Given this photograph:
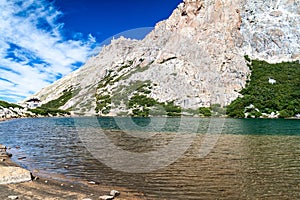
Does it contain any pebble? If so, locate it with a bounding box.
[110,190,120,197]
[18,157,26,160]
[88,181,99,185]
[7,152,12,157]
[8,196,18,200]
[99,195,114,200]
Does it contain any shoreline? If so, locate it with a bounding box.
[0,144,145,200]
[1,114,299,123]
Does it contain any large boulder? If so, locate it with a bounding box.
[0,166,32,184]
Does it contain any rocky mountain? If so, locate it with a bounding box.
[25,0,300,116]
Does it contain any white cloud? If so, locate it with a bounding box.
[0,0,96,102]
[88,34,97,44]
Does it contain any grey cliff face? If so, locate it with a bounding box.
[26,0,299,116]
[240,0,300,62]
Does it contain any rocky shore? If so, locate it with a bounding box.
[0,144,145,200]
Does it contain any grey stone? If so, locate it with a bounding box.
[7,195,18,200]
[0,166,32,184]
[99,195,114,200]
[269,10,283,17]
[110,190,120,197]
[0,152,12,158]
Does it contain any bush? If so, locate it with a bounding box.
[248,111,262,118]
[163,102,181,114]
[279,109,293,118]
[128,95,182,117]
[210,104,226,115]
[199,107,211,117]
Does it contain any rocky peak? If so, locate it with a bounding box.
[25,0,299,116]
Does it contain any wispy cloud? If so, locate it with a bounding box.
[0,0,96,102]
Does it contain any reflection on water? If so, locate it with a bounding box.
[0,117,299,199]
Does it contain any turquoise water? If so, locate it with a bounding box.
[0,117,299,199]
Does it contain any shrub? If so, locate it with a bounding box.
[199,107,212,117]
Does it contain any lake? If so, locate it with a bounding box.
[0,117,299,199]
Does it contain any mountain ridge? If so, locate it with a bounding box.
[24,0,299,117]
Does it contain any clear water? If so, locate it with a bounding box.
[0,117,299,199]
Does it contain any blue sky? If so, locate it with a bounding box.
[0,0,182,103]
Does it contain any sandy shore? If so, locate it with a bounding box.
[0,146,145,200]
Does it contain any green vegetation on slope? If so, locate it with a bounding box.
[30,86,80,116]
[121,81,181,117]
[128,94,181,117]
[227,57,300,118]
[0,100,23,109]
[41,86,80,109]
[128,94,156,117]
[95,78,183,117]
[29,107,69,116]
[95,94,111,114]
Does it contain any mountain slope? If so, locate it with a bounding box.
[25,0,299,116]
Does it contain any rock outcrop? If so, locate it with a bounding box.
[24,0,299,116]
[0,107,29,120]
[0,166,32,184]
[0,145,32,184]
